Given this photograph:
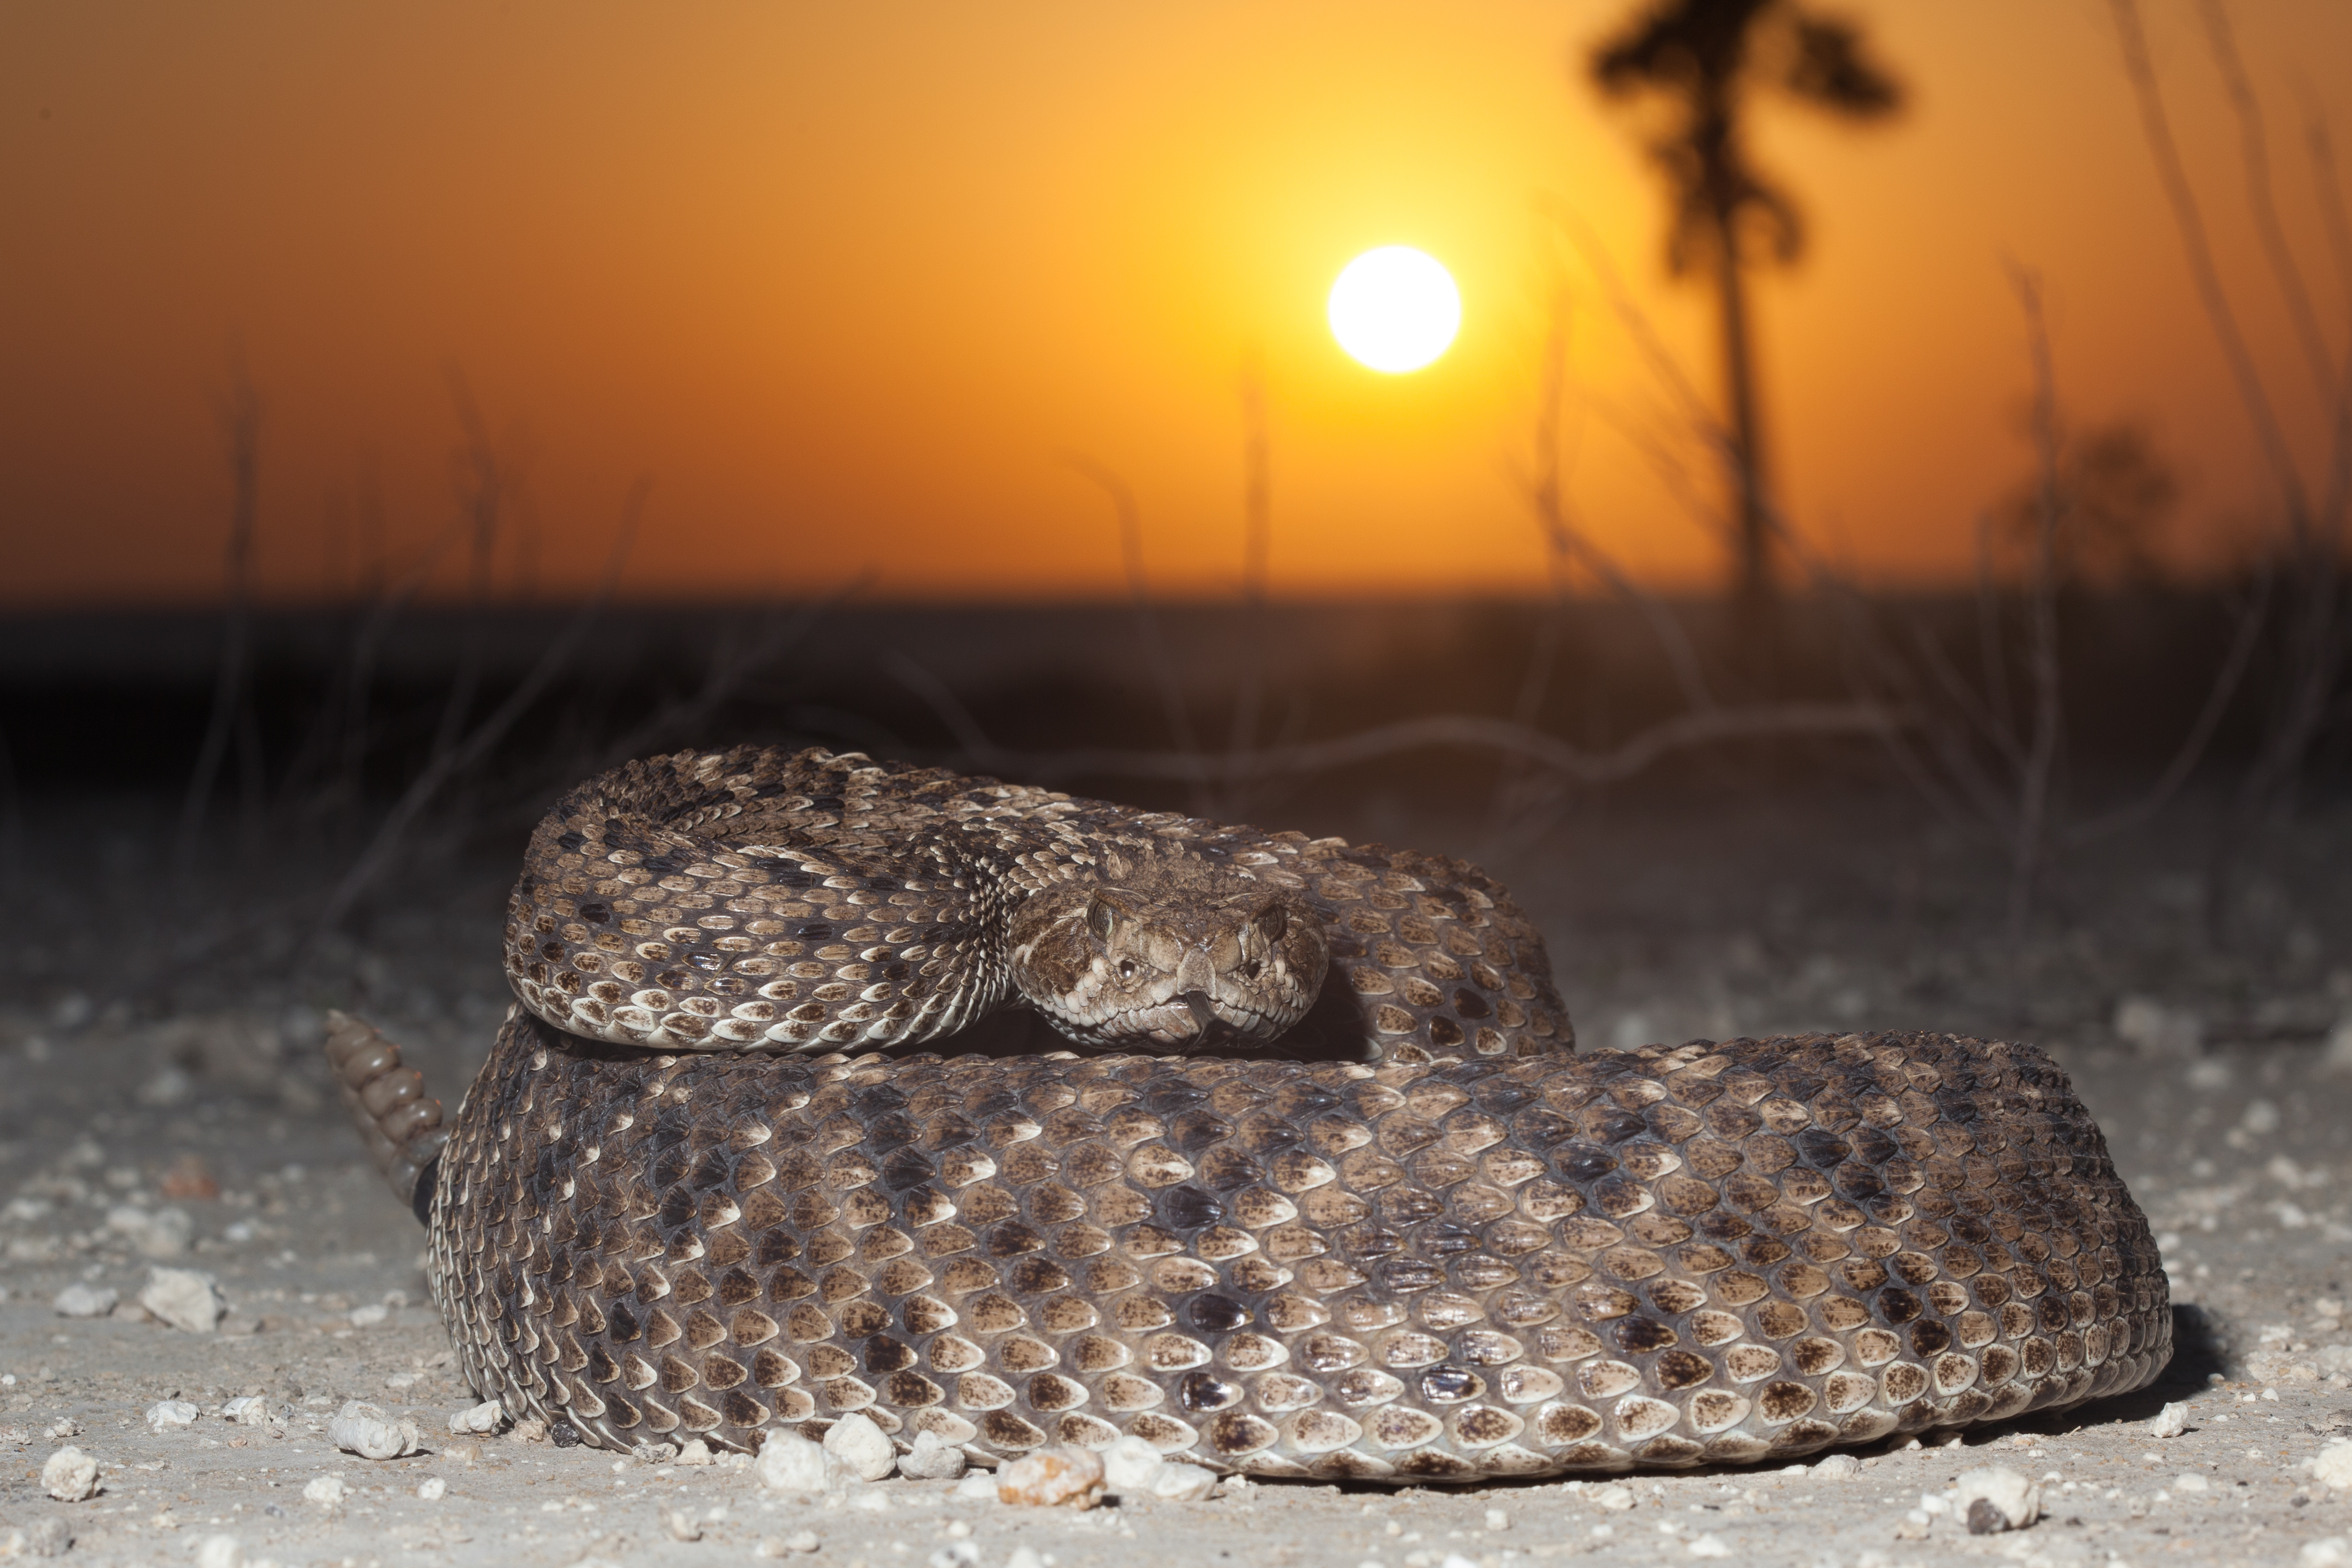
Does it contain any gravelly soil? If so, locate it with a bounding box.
[5,785,2352,1567]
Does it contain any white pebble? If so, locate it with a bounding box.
[194,1535,244,1568]
[1100,1435,1165,1493]
[349,1303,389,1328]
[899,1428,968,1481]
[1484,1507,1510,1531]
[139,1266,226,1332]
[823,1411,898,1481]
[851,1488,892,1512]
[51,1283,117,1319]
[755,1432,833,1496]
[146,1399,200,1432]
[665,1507,704,1541]
[417,1476,447,1500]
[328,1399,421,1460]
[951,1471,1000,1502]
[1003,1550,1046,1568]
[1595,1484,1638,1512]
[1813,1452,1861,1479]
[448,1400,505,1434]
[996,1445,1105,1509]
[1953,1466,2041,1533]
[222,1395,273,1427]
[2175,1472,2210,1493]
[2149,1401,2191,1438]
[41,1444,99,1501]
[675,1437,714,1467]
[2316,1441,2352,1490]
[1687,1536,1731,1560]
[2303,1539,2352,1567]
[1440,1555,1479,1568]
[303,1475,349,1506]
[1145,1462,1218,1503]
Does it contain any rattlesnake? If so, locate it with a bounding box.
[328,745,2169,1479]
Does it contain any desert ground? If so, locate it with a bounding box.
[5,776,2352,1568]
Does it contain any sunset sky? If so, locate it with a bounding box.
[5,1,2349,605]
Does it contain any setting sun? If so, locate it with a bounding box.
[1326,246,1461,374]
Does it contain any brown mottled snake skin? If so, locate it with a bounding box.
[328,746,2169,1479]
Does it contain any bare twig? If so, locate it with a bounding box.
[887,664,1902,790]
[174,358,262,883]
[2006,266,2067,959]
[2110,0,2313,537]
[2197,0,2340,408]
[1056,454,1201,770]
[316,482,647,933]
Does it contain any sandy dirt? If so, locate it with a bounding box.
[6,786,2352,1567]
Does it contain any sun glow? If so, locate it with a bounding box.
[1326,246,1461,373]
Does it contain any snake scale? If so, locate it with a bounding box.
[327,745,2170,1481]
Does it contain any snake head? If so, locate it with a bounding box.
[1006,870,1328,1052]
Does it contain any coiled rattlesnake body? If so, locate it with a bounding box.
[329,745,2168,1479]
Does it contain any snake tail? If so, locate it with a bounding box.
[324,1010,449,1224]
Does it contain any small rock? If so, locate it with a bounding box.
[2317,1441,2352,1490]
[996,1445,1106,1509]
[449,1400,505,1435]
[664,1507,703,1542]
[1144,1462,1217,1502]
[51,1283,117,1319]
[417,1477,447,1500]
[1099,1435,1165,1494]
[1954,1466,2041,1533]
[2176,1472,2210,1493]
[108,1203,194,1258]
[1595,1484,1638,1512]
[1813,1452,1861,1479]
[899,1428,968,1481]
[139,1265,226,1332]
[674,1437,714,1466]
[927,1543,981,1568]
[41,1444,100,1501]
[2149,1401,2191,1438]
[951,1471,1000,1502]
[754,1531,822,1557]
[850,1488,892,1513]
[329,1399,422,1460]
[823,1412,897,1481]
[222,1395,273,1427]
[303,1475,350,1507]
[443,1439,482,1466]
[754,1432,832,1496]
[2304,1539,2352,1568]
[1485,1509,1510,1531]
[506,1416,549,1444]
[1003,1549,1045,1568]
[349,1303,389,1328]
[22,1518,73,1557]
[45,1418,76,1440]
[1687,1536,1731,1560]
[1893,1510,1932,1541]
[146,1399,201,1433]
[194,1534,244,1568]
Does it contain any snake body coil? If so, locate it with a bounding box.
[353,746,2170,1479]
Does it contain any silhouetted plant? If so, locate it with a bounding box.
[1588,0,1903,610]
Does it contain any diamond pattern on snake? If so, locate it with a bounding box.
[326,745,2169,1479]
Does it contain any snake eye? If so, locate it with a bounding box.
[1086,897,1117,943]
[1116,958,1138,980]
[1254,907,1288,943]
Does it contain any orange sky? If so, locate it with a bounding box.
[5,1,2349,605]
